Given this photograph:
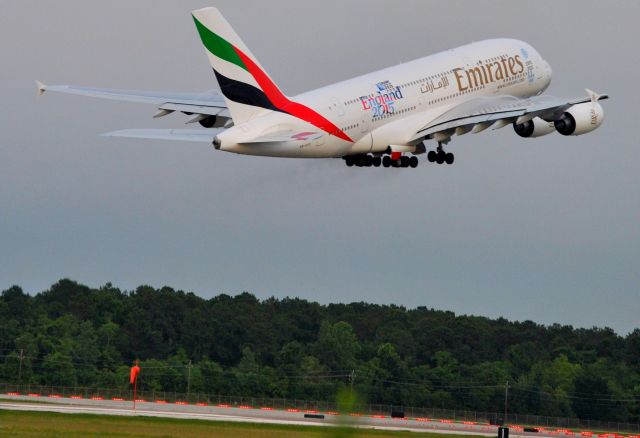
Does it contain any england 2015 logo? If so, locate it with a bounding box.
[360,80,404,117]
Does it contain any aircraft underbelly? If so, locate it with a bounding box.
[225,139,350,158]
[348,133,373,155]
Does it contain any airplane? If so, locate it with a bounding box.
[37,7,608,169]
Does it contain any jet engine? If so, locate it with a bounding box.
[199,115,218,128]
[513,117,556,138]
[554,102,604,136]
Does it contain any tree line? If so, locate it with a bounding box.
[1,279,638,422]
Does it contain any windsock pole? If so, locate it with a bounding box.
[134,374,137,411]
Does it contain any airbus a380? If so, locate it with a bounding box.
[38,7,608,169]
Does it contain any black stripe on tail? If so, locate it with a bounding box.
[213,69,282,113]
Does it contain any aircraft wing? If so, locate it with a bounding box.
[102,128,221,143]
[36,81,230,121]
[410,89,609,143]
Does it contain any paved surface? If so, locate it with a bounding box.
[0,394,617,437]
[0,394,499,435]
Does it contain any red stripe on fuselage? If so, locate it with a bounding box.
[233,47,353,143]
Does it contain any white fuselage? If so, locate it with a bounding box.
[216,39,552,158]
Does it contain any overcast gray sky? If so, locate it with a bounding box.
[1,0,638,334]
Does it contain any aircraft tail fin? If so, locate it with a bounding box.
[192,7,287,124]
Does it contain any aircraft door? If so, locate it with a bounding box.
[360,111,370,133]
[330,97,345,117]
[359,110,372,152]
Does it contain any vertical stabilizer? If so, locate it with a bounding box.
[192,7,285,124]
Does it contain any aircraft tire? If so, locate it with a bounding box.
[409,156,419,168]
[445,152,454,165]
[382,156,391,167]
[427,151,437,162]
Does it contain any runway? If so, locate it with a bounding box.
[0,394,622,437]
[0,393,496,435]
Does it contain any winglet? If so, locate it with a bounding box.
[36,80,47,96]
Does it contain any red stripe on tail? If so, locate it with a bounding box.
[233,47,353,143]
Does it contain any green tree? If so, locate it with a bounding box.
[360,343,405,404]
[572,367,614,420]
[528,354,580,416]
[2,279,639,422]
[41,352,76,386]
[315,321,360,371]
[196,359,224,394]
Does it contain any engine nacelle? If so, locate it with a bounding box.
[554,102,604,136]
[513,117,556,138]
[199,115,218,128]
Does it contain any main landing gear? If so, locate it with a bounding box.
[344,154,419,168]
[427,143,454,165]
[343,142,455,168]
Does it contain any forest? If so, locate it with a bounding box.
[1,279,638,422]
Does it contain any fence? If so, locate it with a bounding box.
[1,382,638,434]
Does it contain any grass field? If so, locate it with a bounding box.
[0,410,479,437]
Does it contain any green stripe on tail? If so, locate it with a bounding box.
[192,16,247,71]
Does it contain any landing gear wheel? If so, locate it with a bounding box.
[427,151,436,162]
[373,156,382,167]
[382,156,391,167]
[409,156,419,168]
[345,157,354,167]
[436,150,445,164]
[363,155,373,167]
[400,156,410,168]
[445,152,454,165]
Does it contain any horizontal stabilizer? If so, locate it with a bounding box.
[101,129,222,143]
[239,130,322,144]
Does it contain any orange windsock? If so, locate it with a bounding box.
[130,365,140,384]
